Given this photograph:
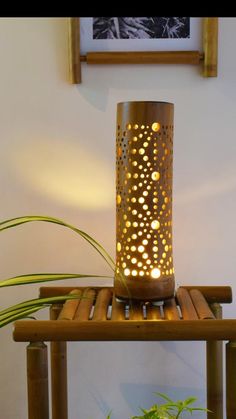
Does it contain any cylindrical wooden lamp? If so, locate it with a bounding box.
[115,101,175,301]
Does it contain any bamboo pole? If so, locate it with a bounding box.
[85,51,201,65]
[74,288,96,320]
[58,289,82,320]
[179,286,232,304]
[202,17,218,77]
[176,288,198,319]
[50,305,68,419]
[206,304,223,419]
[68,17,81,84]
[129,302,144,321]
[164,298,180,320]
[93,288,112,321]
[27,342,49,419]
[190,290,215,319]
[146,303,162,320]
[14,319,236,342]
[226,341,236,418]
[111,294,126,321]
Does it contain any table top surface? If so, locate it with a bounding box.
[13,285,236,342]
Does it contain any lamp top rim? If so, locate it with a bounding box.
[117,101,174,107]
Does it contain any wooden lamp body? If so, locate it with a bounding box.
[115,101,175,301]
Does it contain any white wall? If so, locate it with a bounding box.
[0,17,235,419]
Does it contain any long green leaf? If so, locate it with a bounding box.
[0,305,47,328]
[0,294,83,317]
[0,216,115,271]
[0,305,47,321]
[0,273,110,288]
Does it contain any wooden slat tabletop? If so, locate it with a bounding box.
[13,286,236,342]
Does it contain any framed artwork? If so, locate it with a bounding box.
[68,17,218,84]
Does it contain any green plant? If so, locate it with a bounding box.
[0,215,115,327]
[106,393,209,418]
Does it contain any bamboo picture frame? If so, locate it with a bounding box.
[68,17,218,84]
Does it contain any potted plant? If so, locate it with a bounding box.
[107,392,209,418]
[0,215,115,328]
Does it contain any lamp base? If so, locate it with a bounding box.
[114,275,175,302]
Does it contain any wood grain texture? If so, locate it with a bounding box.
[180,286,232,304]
[176,288,198,319]
[68,17,81,84]
[129,302,144,321]
[111,295,126,321]
[58,289,82,320]
[226,341,236,418]
[190,289,215,319]
[93,288,112,321]
[202,17,218,77]
[145,303,162,320]
[206,303,223,419]
[74,288,96,321]
[85,51,201,65]
[164,298,180,320]
[14,319,236,342]
[27,342,49,419]
[50,305,68,419]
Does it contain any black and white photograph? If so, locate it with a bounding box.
[93,17,190,40]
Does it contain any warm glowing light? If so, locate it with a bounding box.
[132,270,138,276]
[117,242,121,252]
[13,141,114,209]
[151,220,160,230]
[117,195,121,204]
[152,122,161,132]
[138,245,145,253]
[151,268,161,278]
[124,268,130,276]
[152,171,160,181]
[131,257,137,264]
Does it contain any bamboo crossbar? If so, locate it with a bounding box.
[80,51,202,65]
[13,319,236,342]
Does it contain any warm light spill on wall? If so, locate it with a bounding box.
[11,140,114,210]
[114,101,175,301]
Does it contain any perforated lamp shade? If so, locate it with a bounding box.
[114,101,175,301]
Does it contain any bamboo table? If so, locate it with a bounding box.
[13,285,236,419]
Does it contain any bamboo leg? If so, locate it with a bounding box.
[50,304,68,419]
[27,342,49,419]
[226,341,236,418]
[206,303,223,419]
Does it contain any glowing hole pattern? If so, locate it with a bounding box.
[116,113,174,280]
